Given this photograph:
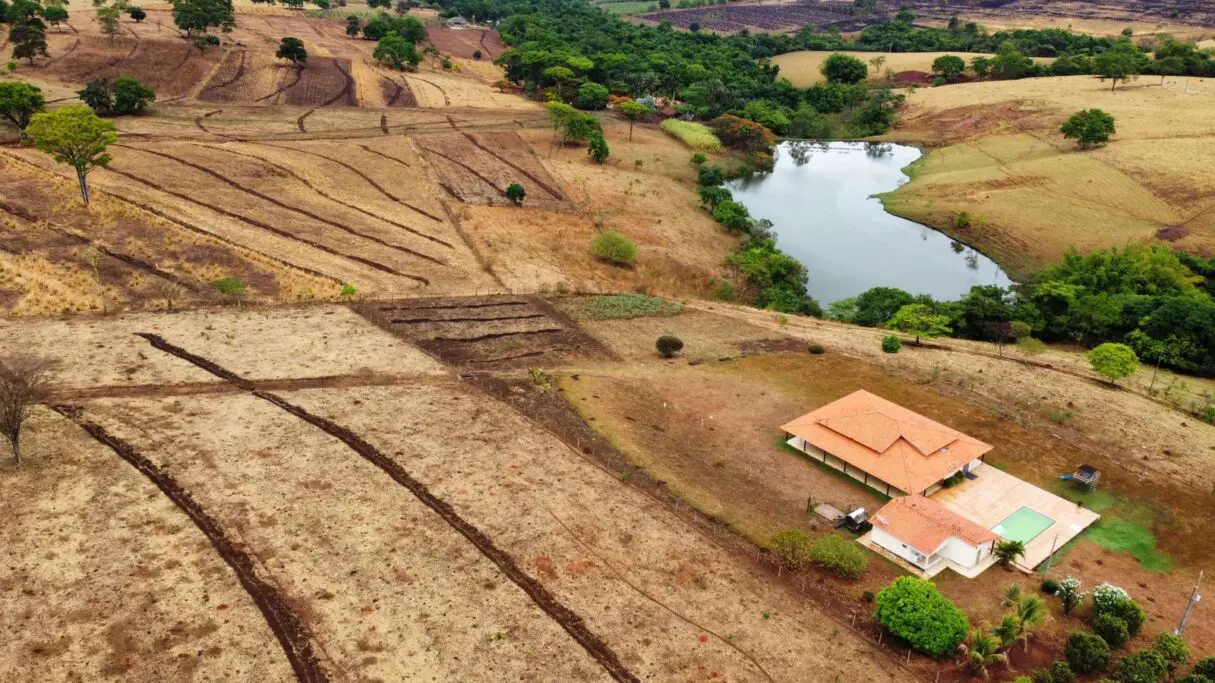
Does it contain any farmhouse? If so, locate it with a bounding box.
[869,494,999,576]
[781,390,992,497]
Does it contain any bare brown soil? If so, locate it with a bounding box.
[415,131,568,208]
[425,26,507,60]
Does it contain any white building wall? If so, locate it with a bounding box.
[938,536,986,569]
[872,528,935,567]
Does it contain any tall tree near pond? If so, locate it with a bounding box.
[888,303,951,345]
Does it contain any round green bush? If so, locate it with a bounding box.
[591,231,637,267]
[1177,674,1215,683]
[874,576,968,658]
[1042,578,1060,595]
[1194,657,1215,678]
[881,335,901,353]
[1116,650,1169,683]
[1094,613,1129,649]
[1112,599,1146,637]
[1154,632,1190,670]
[1065,631,1111,674]
[809,534,867,578]
[656,335,683,358]
[808,343,825,354]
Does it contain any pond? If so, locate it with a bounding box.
[727,141,1013,305]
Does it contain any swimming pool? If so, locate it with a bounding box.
[992,507,1055,544]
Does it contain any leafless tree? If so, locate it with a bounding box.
[0,355,55,465]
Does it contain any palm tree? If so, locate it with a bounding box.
[1011,594,1048,651]
[994,540,1027,567]
[1001,583,1022,608]
[993,614,1019,650]
[961,625,1008,679]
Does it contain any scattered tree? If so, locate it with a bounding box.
[1095,41,1145,91]
[1061,109,1116,148]
[618,100,649,141]
[655,334,683,358]
[768,529,812,572]
[25,106,117,205]
[888,302,951,345]
[96,4,121,42]
[345,15,360,37]
[112,77,155,114]
[587,129,609,163]
[1088,342,1139,384]
[374,32,421,71]
[9,16,49,65]
[169,0,235,43]
[505,182,525,205]
[276,36,307,66]
[0,355,53,465]
[881,335,901,353]
[820,52,868,84]
[1065,631,1111,674]
[994,540,1026,567]
[43,4,68,29]
[931,54,966,82]
[0,81,45,138]
[591,230,636,267]
[576,81,609,110]
[127,5,146,21]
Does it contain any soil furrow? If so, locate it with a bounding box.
[463,133,564,200]
[103,166,417,280]
[34,38,79,70]
[47,372,439,403]
[417,144,504,196]
[133,333,640,683]
[116,144,443,272]
[297,109,313,133]
[379,300,527,311]
[200,143,452,250]
[202,51,246,95]
[390,313,548,324]
[469,350,546,363]
[50,404,331,683]
[408,74,451,107]
[256,65,304,104]
[194,109,224,136]
[318,60,355,107]
[255,142,445,222]
[358,144,410,167]
[428,328,564,343]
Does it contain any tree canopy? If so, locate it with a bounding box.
[25,106,117,205]
[170,0,235,40]
[875,576,969,658]
[374,32,421,70]
[1061,109,1116,147]
[276,36,308,65]
[0,81,45,136]
[820,52,868,84]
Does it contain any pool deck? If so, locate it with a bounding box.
[931,465,1101,572]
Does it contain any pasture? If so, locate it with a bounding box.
[772,51,1003,87]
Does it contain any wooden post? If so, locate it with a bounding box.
[806,494,813,515]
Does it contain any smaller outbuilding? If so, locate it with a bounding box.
[868,494,999,578]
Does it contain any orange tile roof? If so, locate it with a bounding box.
[780,390,992,494]
[872,495,999,554]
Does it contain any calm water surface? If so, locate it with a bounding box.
[727,141,1013,304]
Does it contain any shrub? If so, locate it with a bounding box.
[1066,631,1111,674]
[1115,650,1168,683]
[809,534,867,578]
[808,344,825,354]
[505,182,526,205]
[820,52,868,84]
[1194,657,1215,678]
[588,129,610,163]
[862,590,874,602]
[955,211,971,229]
[339,283,357,299]
[1110,600,1146,637]
[697,185,732,210]
[690,152,707,165]
[591,231,636,266]
[1057,577,1087,615]
[656,335,683,358]
[1089,343,1140,384]
[660,119,722,151]
[576,81,610,110]
[881,335,901,353]
[769,529,813,569]
[1042,578,1060,595]
[697,164,725,186]
[1153,632,1189,670]
[1061,108,1116,148]
[1177,674,1215,683]
[874,576,968,658]
[214,276,246,297]
[1032,660,1076,683]
[1094,613,1130,649]
[472,49,481,59]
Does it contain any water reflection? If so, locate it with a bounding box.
[726,141,1013,303]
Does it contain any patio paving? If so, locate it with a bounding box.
[931,464,1100,572]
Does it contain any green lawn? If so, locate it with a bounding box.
[1047,481,1174,572]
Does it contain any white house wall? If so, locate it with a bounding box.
[939,536,985,569]
[871,527,933,567]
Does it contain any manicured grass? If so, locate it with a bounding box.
[1086,518,1173,572]
[660,120,723,151]
[561,293,684,320]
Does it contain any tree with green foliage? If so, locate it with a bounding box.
[1061,109,1116,148]
[25,106,117,205]
[931,54,966,82]
[1034,660,1077,683]
[854,287,917,327]
[1088,342,1139,384]
[42,4,67,29]
[587,128,609,163]
[888,303,951,345]
[768,529,812,571]
[881,335,901,353]
[345,15,360,37]
[1116,649,1169,683]
[724,239,819,316]
[1056,577,1086,615]
[366,0,389,8]
[1192,657,1215,679]
[127,5,146,21]
[655,334,683,358]
[505,182,525,205]
[374,32,421,71]
[1065,631,1111,674]
[97,3,122,42]
[169,0,235,42]
[9,15,48,65]
[112,77,155,114]
[1153,632,1189,671]
[1094,612,1130,649]
[874,576,968,658]
[618,100,649,140]
[989,42,1035,79]
[961,625,1007,679]
[0,81,44,138]
[76,80,113,113]
[214,276,246,304]
[276,36,307,66]
[809,534,867,578]
[820,52,868,84]
[576,81,609,110]
[970,56,991,78]
[591,230,636,266]
[994,540,1026,567]
[1096,41,1145,90]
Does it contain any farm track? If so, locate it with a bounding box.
[463,133,564,200]
[389,313,548,324]
[194,109,224,136]
[254,142,446,222]
[50,404,332,683]
[133,333,642,683]
[198,143,454,251]
[102,165,417,280]
[357,144,410,167]
[0,198,199,290]
[317,59,355,107]
[408,73,451,107]
[115,144,445,270]
[201,51,247,96]
[47,371,441,403]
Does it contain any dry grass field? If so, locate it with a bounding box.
[882,74,1215,278]
[772,50,1044,87]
